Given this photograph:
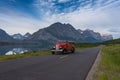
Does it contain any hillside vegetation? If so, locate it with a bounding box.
[76,43,100,50]
[102,38,120,45]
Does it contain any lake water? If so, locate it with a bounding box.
[0,45,50,55]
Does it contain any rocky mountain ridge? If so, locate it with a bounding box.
[0,22,113,43]
[29,22,113,43]
[0,29,13,41]
[12,33,31,40]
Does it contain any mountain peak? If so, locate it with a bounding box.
[29,22,82,42]
[24,32,31,38]
[84,29,94,32]
[12,33,23,40]
[50,22,62,27]
[48,22,74,28]
[54,22,62,25]
[0,28,13,41]
[29,22,114,43]
[102,34,113,41]
[12,32,31,40]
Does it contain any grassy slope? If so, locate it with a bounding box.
[94,39,120,80]
[0,50,50,61]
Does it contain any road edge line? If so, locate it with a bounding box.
[85,46,102,80]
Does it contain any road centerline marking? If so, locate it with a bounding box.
[60,55,68,59]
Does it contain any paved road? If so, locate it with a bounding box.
[0,46,101,80]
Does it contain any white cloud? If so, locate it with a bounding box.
[1,6,119,38]
[58,0,71,3]
[0,13,49,35]
[38,4,120,38]
[0,0,120,39]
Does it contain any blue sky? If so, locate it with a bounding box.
[0,0,120,38]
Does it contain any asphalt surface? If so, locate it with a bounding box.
[0,46,101,80]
